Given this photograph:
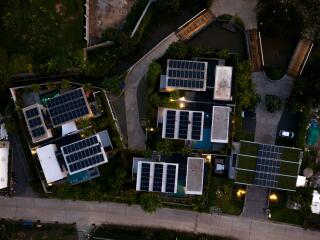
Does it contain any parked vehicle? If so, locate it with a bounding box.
[241,111,256,118]
[279,130,294,138]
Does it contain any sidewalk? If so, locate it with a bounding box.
[0,196,318,240]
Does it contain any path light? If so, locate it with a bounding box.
[31,148,37,155]
[269,193,278,201]
[236,189,246,198]
[205,154,211,163]
[179,102,185,109]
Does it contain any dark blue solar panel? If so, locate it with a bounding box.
[31,127,45,137]
[140,163,150,191]
[63,136,99,154]
[28,117,42,128]
[191,112,202,140]
[165,165,176,193]
[178,111,189,139]
[153,164,163,192]
[47,88,89,126]
[69,154,104,173]
[26,108,39,118]
[165,110,176,138]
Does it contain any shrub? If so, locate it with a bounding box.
[140,193,162,213]
[265,94,282,112]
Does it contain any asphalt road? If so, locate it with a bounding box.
[9,133,36,197]
[0,196,319,240]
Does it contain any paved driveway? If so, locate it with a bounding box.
[210,0,257,30]
[125,32,179,150]
[242,186,269,219]
[252,72,294,144]
[0,196,319,240]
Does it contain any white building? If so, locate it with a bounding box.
[0,141,9,190]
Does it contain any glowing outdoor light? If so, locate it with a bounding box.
[178,97,186,101]
[179,103,185,109]
[236,189,246,198]
[269,193,278,201]
[205,155,212,162]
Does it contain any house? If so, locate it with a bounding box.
[185,157,204,195]
[235,140,302,191]
[22,88,91,144]
[36,133,109,186]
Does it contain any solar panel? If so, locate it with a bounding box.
[62,135,107,174]
[28,117,42,128]
[46,88,90,126]
[166,59,207,90]
[31,127,45,138]
[25,108,39,118]
[140,163,150,191]
[153,164,163,192]
[165,165,177,193]
[165,110,176,138]
[191,112,202,140]
[178,111,189,139]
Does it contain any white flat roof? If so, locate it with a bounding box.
[37,144,67,184]
[0,141,9,189]
[311,190,320,214]
[214,66,232,101]
[0,124,8,140]
[61,122,78,136]
[296,175,306,187]
[211,106,231,143]
[186,157,204,195]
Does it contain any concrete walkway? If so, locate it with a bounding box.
[242,186,269,220]
[0,196,319,240]
[125,32,179,150]
[210,0,257,30]
[252,72,294,144]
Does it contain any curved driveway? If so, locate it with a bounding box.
[125,33,179,150]
[0,196,319,240]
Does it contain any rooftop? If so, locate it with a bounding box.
[235,141,302,191]
[185,157,204,195]
[214,66,232,101]
[211,106,231,143]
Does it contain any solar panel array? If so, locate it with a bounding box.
[166,59,207,90]
[137,162,178,193]
[253,145,282,188]
[24,106,47,139]
[163,109,204,141]
[46,88,90,126]
[62,135,107,174]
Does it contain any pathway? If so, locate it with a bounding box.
[210,0,257,30]
[0,196,319,240]
[125,33,179,150]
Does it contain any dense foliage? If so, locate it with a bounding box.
[265,95,283,112]
[140,193,162,213]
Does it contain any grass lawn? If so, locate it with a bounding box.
[277,176,297,190]
[279,161,299,176]
[281,148,301,162]
[237,155,257,170]
[240,141,259,156]
[270,205,303,225]
[235,170,255,184]
[0,221,77,240]
[216,198,244,215]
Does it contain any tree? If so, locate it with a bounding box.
[156,139,173,156]
[83,83,92,92]
[102,75,122,96]
[140,193,162,213]
[46,81,56,90]
[60,79,71,89]
[165,42,188,60]
[107,169,127,194]
[265,94,282,112]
